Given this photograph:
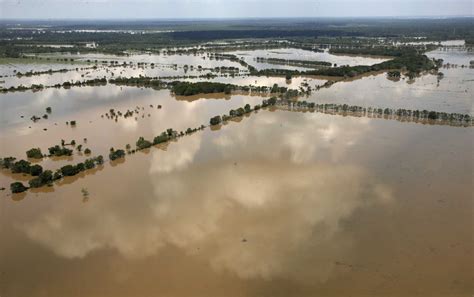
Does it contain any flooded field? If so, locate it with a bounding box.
[0,45,473,297]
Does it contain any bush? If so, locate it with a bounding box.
[10,182,28,193]
[26,148,43,159]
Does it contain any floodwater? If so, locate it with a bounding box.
[1,110,473,297]
[0,86,265,165]
[0,48,473,297]
[307,48,474,114]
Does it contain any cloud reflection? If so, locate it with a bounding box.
[19,110,393,283]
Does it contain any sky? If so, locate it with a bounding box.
[0,0,472,19]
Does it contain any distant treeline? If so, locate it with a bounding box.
[167,30,363,41]
[328,45,435,57]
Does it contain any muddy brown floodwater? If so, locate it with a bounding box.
[0,48,473,297]
[1,110,473,297]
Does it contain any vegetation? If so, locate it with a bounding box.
[136,137,153,150]
[277,101,473,126]
[26,148,43,159]
[48,145,73,157]
[109,149,126,161]
[328,46,432,57]
[210,115,222,126]
[171,81,235,96]
[256,57,332,67]
[10,182,28,193]
[30,164,43,176]
[28,170,53,188]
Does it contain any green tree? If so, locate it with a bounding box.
[10,182,28,193]
[30,164,43,176]
[210,115,222,126]
[26,148,43,159]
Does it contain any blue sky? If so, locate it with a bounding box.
[0,0,472,19]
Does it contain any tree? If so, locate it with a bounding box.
[268,97,277,105]
[109,149,125,161]
[136,137,152,150]
[39,170,53,184]
[84,159,96,169]
[10,182,28,193]
[30,164,43,176]
[0,157,16,169]
[61,165,78,176]
[244,104,252,113]
[11,160,31,174]
[53,170,62,180]
[26,148,43,159]
[84,148,91,155]
[48,145,73,157]
[28,177,43,188]
[210,115,222,126]
[95,155,104,165]
[153,133,169,145]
